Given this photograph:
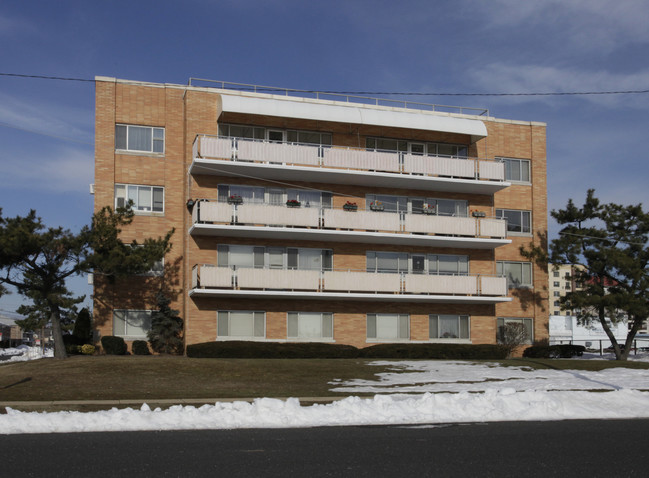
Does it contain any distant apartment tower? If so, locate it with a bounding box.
[548,264,584,316]
[93,77,548,349]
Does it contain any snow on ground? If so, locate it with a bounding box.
[1,357,649,434]
[0,345,52,362]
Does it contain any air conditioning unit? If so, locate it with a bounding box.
[89,183,95,194]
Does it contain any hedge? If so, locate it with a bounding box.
[100,336,128,355]
[132,340,151,355]
[523,344,585,359]
[186,341,510,360]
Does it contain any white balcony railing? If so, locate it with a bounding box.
[191,265,509,298]
[192,201,508,240]
[193,136,506,182]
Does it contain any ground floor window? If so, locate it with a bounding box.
[429,315,470,339]
[497,317,533,344]
[367,314,409,341]
[287,312,333,340]
[217,311,265,339]
[113,310,152,338]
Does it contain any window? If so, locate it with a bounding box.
[113,310,152,338]
[496,261,532,288]
[499,158,530,182]
[496,209,531,234]
[366,137,468,157]
[115,184,164,213]
[554,300,560,306]
[565,282,571,290]
[429,315,469,340]
[497,317,533,344]
[115,125,164,153]
[218,123,332,146]
[287,312,333,340]
[367,314,409,341]
[553,291,560,297]
[217,184,332,208]
[553,281,560,287]
[217,245,332,271]
[366,252,468,275]
[367,194,468,217]
[553,271,560,278]
[217,311,265,339]
[218,184,265,204]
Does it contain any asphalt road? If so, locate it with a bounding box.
[2,419,646,477]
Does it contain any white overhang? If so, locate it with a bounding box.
[219,95,488,141]
[189,289,511,304]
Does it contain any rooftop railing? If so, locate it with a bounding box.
[187,78,490,116]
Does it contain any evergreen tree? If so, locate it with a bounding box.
[0,206,173,359]
[147,292,183,354]
[72,308,93,344]
[523,190,649,360]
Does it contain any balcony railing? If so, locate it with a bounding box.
[191,265,508,297]
[191,201,507,239]
[193,136,506,182]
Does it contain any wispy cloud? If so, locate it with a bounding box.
[0,146,93,193]
[0,11,38,36]
[0,92,93,144]
[470,0,649,53]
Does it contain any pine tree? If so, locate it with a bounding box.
[72,308,93,344]
[147,292,183,354]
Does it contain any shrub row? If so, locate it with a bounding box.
[186,341,510,360]
[100,336,128,355]
[523,344,585,359]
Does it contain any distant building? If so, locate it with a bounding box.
[0,312,26,347]
[548,264,585,316]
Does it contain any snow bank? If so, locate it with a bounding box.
[0,346,52,362]
[2,389,649,435]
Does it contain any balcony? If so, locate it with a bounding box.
[190,201,509,249]
[191,136,510,195]
[190,265,510,304]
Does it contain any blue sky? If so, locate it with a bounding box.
[1,0,648,313]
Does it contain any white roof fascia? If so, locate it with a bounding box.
[219,95,488,140]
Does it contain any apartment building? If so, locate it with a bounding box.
[93,77,548,349]
[549,264,583,316]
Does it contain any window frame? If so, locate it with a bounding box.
[113,310,152,339]
[115,184,165,214]
[495,208,532,235]
[498,157,531,183]
[429,314,470,342]
[497,317,534,344]
[496,261,533,288]
[287,312,334,341]
[115,124,165,154]
[216,310,266,340]
[366,313,410,342]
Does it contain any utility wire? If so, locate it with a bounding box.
[559,231,647,246]
[2,72,649,97]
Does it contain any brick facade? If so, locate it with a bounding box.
[94,78,548,350]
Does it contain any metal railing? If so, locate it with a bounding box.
[191,200,507,239]
[191,264,508,297]
[193,135,506,182]
[187,78,490,116]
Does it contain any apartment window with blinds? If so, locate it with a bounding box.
[217,245,332,271]
[367,314,409,341]
[115,125,164,153]
[217,311,265,339]
[496,209,532,234]
[429,315,470,340]
[365,194,467,217]
[366,138,468,157]
[498,157,530,183]
[113,310,152,339]
[497,261,533,288]
[287,312,333,340]
[115,184,164,213]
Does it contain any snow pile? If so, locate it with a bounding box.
[0,345,52,362]
[2,389,649,435]
[331,360,649,393]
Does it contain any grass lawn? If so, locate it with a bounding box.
[1,355,647,412]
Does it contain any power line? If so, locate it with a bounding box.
[559,231,647,246]
[2,72,649,97]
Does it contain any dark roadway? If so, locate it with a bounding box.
[2,419,646,477]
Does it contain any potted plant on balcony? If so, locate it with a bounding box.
[422,203,435,215]
[343,201,358,211]
[370,200,384,211]
[227,194,243,205]
[471,210,486,218]
[286,199,301,208]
